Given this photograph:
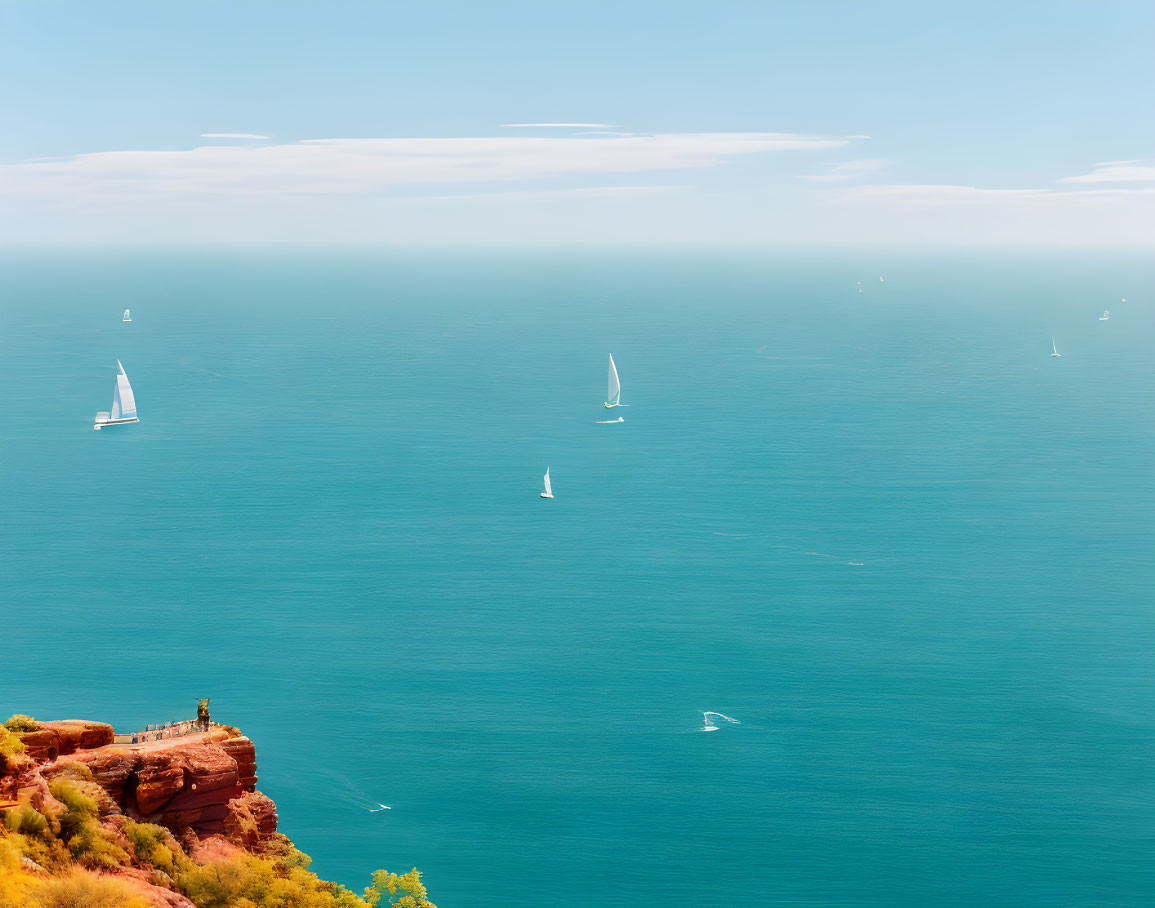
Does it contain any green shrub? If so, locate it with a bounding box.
[4,805,47,837]
[47,780,127,870]
[124,820,180,875]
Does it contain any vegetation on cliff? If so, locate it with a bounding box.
[0,715,436,908]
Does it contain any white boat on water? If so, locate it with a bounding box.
[1099,310,1110,321]
[94,361,139,429]
[540,467,554,499]
[605,354,625,408]
[1050,337,1062,358]
[122,309,132,322]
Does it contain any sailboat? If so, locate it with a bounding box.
[540,467,554,499]
[1050,337,1062,358]
[94,361,139,429]
[605,354,625,408]
[122,309,132,322]
[1099,310,1110,321]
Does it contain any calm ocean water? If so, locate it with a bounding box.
[2,247,1152,906]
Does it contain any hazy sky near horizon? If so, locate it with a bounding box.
[1,0,1152,244]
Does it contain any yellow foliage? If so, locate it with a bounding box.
[24,867,149,908]
[0,835,39,908]
[366,868,437,908]
[4,715,39,733]
[177,851,374,908]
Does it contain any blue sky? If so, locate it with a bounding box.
[1,0,1152,243]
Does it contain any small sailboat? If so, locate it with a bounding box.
[596,416,624,423]
[122,309,132,322]
[1099,310,1110,321]
[605,354,624,408]
[540,467,554,499]
[856,281,862,293]
[1050,337,1062,358]
[879,276,885,283]
[94,361,139,429]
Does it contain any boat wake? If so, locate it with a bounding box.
[319,767,392,814]
[701,711,741,732]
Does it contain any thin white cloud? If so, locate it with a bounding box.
[1059,160,1155,184]
[410,185,691,202]
[199,133,270,140]
[842,183,1052,203]
[838,182,1155,204]
[799,158,891,182]
[501,122,615,128]
[0,132,850,199]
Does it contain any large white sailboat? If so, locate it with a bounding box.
[122,309,132,322]
[605,354,624,408]
[540,467,554,499]
[1050,337,1062,358]
[94,361,139,429]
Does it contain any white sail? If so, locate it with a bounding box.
[112,361,137,419]
[543,468,552,496]
[606,354,621,406]
[1052,337,1058,354]
[122,309,131,322]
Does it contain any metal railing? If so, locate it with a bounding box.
[112,719,215,745]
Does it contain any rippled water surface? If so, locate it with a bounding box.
[3,247,1153,905]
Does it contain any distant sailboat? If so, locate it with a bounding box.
[1050,337,1062,358]
[122,309,132,322]
[857,281,862,293]
[596,417,624,423]
[605,354,624,408]
[879,276,885,283]
[94,361,139,429]
[540,467,554,499]
[1099,310,1110,321]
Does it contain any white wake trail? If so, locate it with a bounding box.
[701,711,741,732]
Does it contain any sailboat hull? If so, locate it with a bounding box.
[540,493,554,499]
[94,416,139,430]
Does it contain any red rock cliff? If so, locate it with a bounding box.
[7,723,276,847]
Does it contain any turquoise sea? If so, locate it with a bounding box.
[2,247,1153,906]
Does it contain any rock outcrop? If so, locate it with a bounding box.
[17,720,114,761]
[0,714,408,908]
[6,721,276,849]
[50,731,276,843]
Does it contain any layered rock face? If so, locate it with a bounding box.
[17,720,114,761]
[51,731,273,842]
[1,720,291,908]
